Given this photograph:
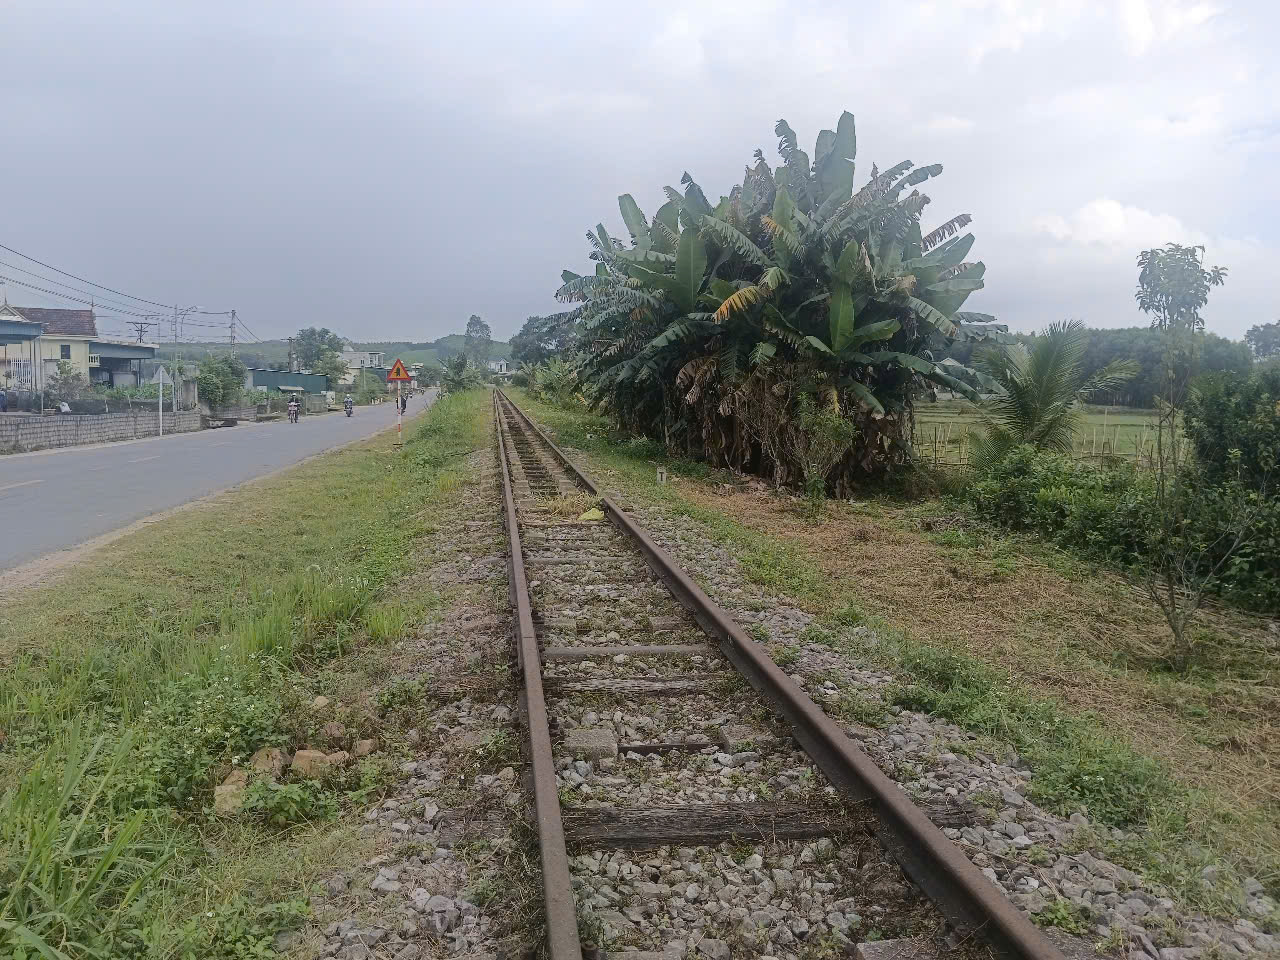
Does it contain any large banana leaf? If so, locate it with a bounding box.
[816,111,857,204]
[673,228,707,314]
[829,282,855,353]
[617,195,649,243]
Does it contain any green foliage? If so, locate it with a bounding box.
[969,320,1136,470]
[1246,320,1280,359]
[966,445,1280,612]
[527,357,578,406]
[354,369,384,404]
[1183,368,1279,491]
[439,355,484,395]
[186,896,308,960]
[788,393,858,516]
[312,351,347,384]
[510,311,581,366]
[198,354,248,411]
[943,326,1252,409]
[1135,243,1227,332]
[464,315,492,366]
[242,779,338,827]
[293,327,344,370]
[557,109,1010,490]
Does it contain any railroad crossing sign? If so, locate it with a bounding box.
[386,358,411,382]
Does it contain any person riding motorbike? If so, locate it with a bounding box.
[344,394,354,417]
[287,397,300,423]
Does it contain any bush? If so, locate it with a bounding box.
[966,445,1280,612]
[198,354,248,411]
[1184,369,1280,491]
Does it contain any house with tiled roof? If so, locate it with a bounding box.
[0,305,157,392]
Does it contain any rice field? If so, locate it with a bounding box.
[912,399,1164,466]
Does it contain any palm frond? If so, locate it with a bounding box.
[699,216,773,267]
[922,214,973,252]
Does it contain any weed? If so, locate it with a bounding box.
[243,778,338,827]
[1034,898,1087,934]
[835,690,887,728]
[770,644,800,668]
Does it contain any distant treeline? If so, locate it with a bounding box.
[159,333,512,372]
[943,326,1253,408]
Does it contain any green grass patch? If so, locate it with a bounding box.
[0,388,492,958]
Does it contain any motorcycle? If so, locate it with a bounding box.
[344,400,353,418]
[287,402,300,424]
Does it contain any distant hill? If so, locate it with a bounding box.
[158,333,510,369]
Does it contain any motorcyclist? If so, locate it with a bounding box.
[287,397,300,423]
[344,394,354,417]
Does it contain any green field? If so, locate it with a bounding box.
[913,399,1162,465]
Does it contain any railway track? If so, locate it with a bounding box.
[494,390,1065,960]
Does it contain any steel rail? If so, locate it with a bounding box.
[496,391,1065,960]
[493,393,584,960]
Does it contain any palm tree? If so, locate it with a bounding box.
[969,320,1137,470]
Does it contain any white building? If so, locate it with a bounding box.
[340,349,385,370]
[487,358,508,374]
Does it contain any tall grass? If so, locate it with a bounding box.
[0,388,492,958]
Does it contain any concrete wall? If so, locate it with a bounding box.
[0,410,202,453]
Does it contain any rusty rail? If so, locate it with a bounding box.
[493,393,583,960]
[495,390,1065,960]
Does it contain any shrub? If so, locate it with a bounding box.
[966,445,1280,613]
[198,354,248,411]
[1184,369,1280,491]
[242,779,338,827]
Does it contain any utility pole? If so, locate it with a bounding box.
[287,336,296,373]
[129,320,156,343]
[229,309,237,353]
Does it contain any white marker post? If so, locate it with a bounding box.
[151,366,173,437]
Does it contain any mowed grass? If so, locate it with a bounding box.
[0,389,492,958]
[913,398,1163,464]
[509,388,1279,918]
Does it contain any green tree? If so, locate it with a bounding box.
[312,352,347,386]
[440,354,482,394]
[968,321,1136,469]
[558,110,1009,488]
[1135,244,1227,332]
[295,327,344,370]
[197,354,248,410]
[1245,320,1280,359]
[464,315,491,367]
[510,312,580,366]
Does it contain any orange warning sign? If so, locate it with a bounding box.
[386,358,411,382]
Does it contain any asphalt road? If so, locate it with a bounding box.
[0,392,433,573]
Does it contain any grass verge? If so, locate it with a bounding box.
[509,388,1279,918]
[0,388,492,958]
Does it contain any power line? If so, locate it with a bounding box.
[0,275,162,318]
[0,258,161,316]
[0,241,175,308]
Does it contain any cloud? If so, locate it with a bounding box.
[916,115,976,136]
[1032,199,1208,251]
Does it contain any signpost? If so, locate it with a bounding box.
[387,358,411,444]
[151,366,173,437]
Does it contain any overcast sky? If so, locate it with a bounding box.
[2,0,1275,344]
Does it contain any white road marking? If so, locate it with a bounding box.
[0,479,44,493]
[128,455,160,464]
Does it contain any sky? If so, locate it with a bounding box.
[1,0,1276,345]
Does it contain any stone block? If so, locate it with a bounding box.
[565,727,618,760]
[718,724,773,752]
